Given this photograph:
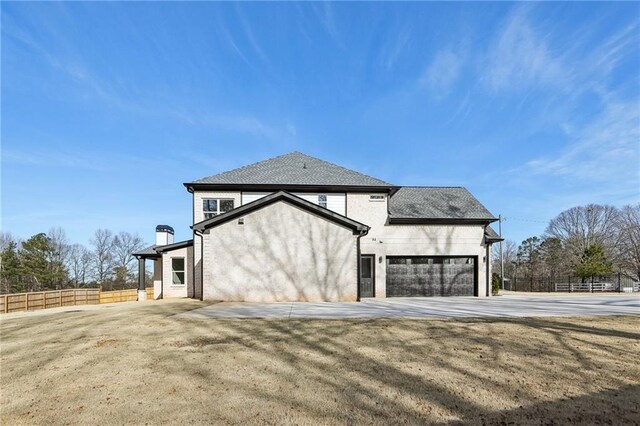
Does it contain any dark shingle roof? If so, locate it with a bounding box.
[188,151,393,187]
[132,240,193,258]
[485,226,501,239]
[389,187,497,220]
[132,244,160,258]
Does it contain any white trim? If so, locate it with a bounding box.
[203,198,235,220]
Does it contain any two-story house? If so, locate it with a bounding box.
[133,152,502,302]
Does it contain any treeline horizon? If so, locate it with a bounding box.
[0,228,150,294]
[492,202,640,288]
[1,202,638,295]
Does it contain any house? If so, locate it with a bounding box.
[133,152,502,302]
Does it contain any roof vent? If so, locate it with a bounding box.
[302,162,307,169]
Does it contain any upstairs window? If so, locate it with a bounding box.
[318,194,328,208]
[203,199,234,219]
[172,258,185,285]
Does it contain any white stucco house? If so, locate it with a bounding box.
[133,152,502,302]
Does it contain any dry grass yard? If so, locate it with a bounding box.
[1,299,639,425]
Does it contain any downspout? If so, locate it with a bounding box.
[194,229,204,301]
[485,244,490,297]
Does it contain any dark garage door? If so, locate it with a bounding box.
[386,256,476,297]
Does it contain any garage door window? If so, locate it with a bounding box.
[386,256,476,297]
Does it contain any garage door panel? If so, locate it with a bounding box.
[386,257,475,297]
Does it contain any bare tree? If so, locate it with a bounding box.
[492,239,517,279]
[90,229,114,290]
[48,227,70,287]
[615,203,640,280]
[68,243,93,288]
[545,204,619,266]
[0,232,17,252]
[112,232,146,289]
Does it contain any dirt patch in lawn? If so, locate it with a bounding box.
[1,299,639,425]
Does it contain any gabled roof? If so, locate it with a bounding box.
[132,240,193,259]
[186,151,393,188]
[192,191,369,235]
[388,187,497,223]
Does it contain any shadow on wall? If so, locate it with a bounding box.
[210,202,356,302]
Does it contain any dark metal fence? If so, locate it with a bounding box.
[503,273,640,293]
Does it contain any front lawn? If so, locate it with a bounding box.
[1,300,638,424]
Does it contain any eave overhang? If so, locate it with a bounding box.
[132,240,193,259]
[387,217,498,225]
[184,182,399,194]
[154,239,194,253]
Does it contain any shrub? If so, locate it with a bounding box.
[491,272,501,295]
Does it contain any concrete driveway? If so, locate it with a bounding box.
[179,294,640,319]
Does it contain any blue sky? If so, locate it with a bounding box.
[2,2,639,246]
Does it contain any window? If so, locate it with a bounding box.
[369,194,385,202]
[172,258,185,285]
[203,199,234,219]
[318,194,327,208]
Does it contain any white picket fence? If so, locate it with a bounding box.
[554,281,640,292]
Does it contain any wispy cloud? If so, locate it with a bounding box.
[525,100,640,183]
[235,4,270,65]
[311,2,343,47]
[2,150,110,171]
[488,4,639,200]
[419,48,465,99]
[482,5,564,93]
[7,30,295,143]
[381,28,411,70]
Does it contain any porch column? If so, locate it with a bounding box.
[138,257,147,301]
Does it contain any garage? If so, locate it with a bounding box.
[386,256,477,297]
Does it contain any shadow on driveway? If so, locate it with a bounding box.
[178,295,640,319]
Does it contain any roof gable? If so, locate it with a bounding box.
[187,152,393,188]
[192,191,369,234]
[389,187,497,222]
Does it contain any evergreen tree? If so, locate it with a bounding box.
[1,240,22,293]
[20,233,67,291]
[575,244,613,280]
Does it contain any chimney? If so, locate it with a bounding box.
[155,225,174,246]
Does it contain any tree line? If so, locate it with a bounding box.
[0,228,148,294]
[493,203,640,290]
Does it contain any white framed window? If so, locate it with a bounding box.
[369,194,385,202]
[318,194,327,208]
[172,258,185,285]
[203,198,234,219]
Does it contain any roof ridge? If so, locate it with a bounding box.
[299,152,394,186]
[190,151,394,186]
[199,151,298,181]
[399,185,465,189]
